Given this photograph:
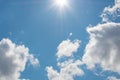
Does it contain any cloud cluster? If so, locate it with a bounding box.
[82,0,120,75]
[0,38,39,80]
[46,39,84,80]
[46,0,120,80]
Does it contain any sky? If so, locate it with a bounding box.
[0,0,120,80]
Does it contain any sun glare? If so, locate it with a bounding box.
[54,0,69,10]
[55,0,68,8]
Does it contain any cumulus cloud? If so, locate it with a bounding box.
[56,39,80,59]
[0,38,39,80]
[82,22,120,73]
[101,0,120,22]
[82,0,120,76]
[46,39,84,80]
[107,76,120,80]
[46,60,84,80]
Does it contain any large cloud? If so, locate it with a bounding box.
[101,0,120,22]
[0,38,39,80]
[46,39,84,80]
[82,22,120,73]
[82,0,120,75]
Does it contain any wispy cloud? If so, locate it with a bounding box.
[101,0,120,22]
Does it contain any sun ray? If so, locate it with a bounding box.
[55,0,68,8]
[52,0,70,12]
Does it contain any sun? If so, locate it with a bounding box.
[49,0,70,14]
[55,0,68,8]
[54,0,69,10]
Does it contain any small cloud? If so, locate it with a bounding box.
[28,54,40,67]
[56,39,80,59]
[68,33,73,39]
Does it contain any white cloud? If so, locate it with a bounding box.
[0,38,39,80]
[46,39,84,80]
[56,39,80,59]
[28,54,40,67]
[107,76,120,80]
[46,59,84,80]
[82,22,120,73]
[83,0,120,75]
[101,0,120,22]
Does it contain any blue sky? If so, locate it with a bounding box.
[0,0,120,80]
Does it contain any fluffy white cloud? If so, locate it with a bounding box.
[101,0,120,22]
[82,22,120,73]
[0,38,39,80]
[56,39,80,59]
[46,39,84,80]
[107,76,120,80]
[46,59,84,80]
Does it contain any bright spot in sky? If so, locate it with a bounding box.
[53,0,69,11]
[55,0,68,8]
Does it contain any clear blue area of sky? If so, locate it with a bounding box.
[0,0,115,80]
